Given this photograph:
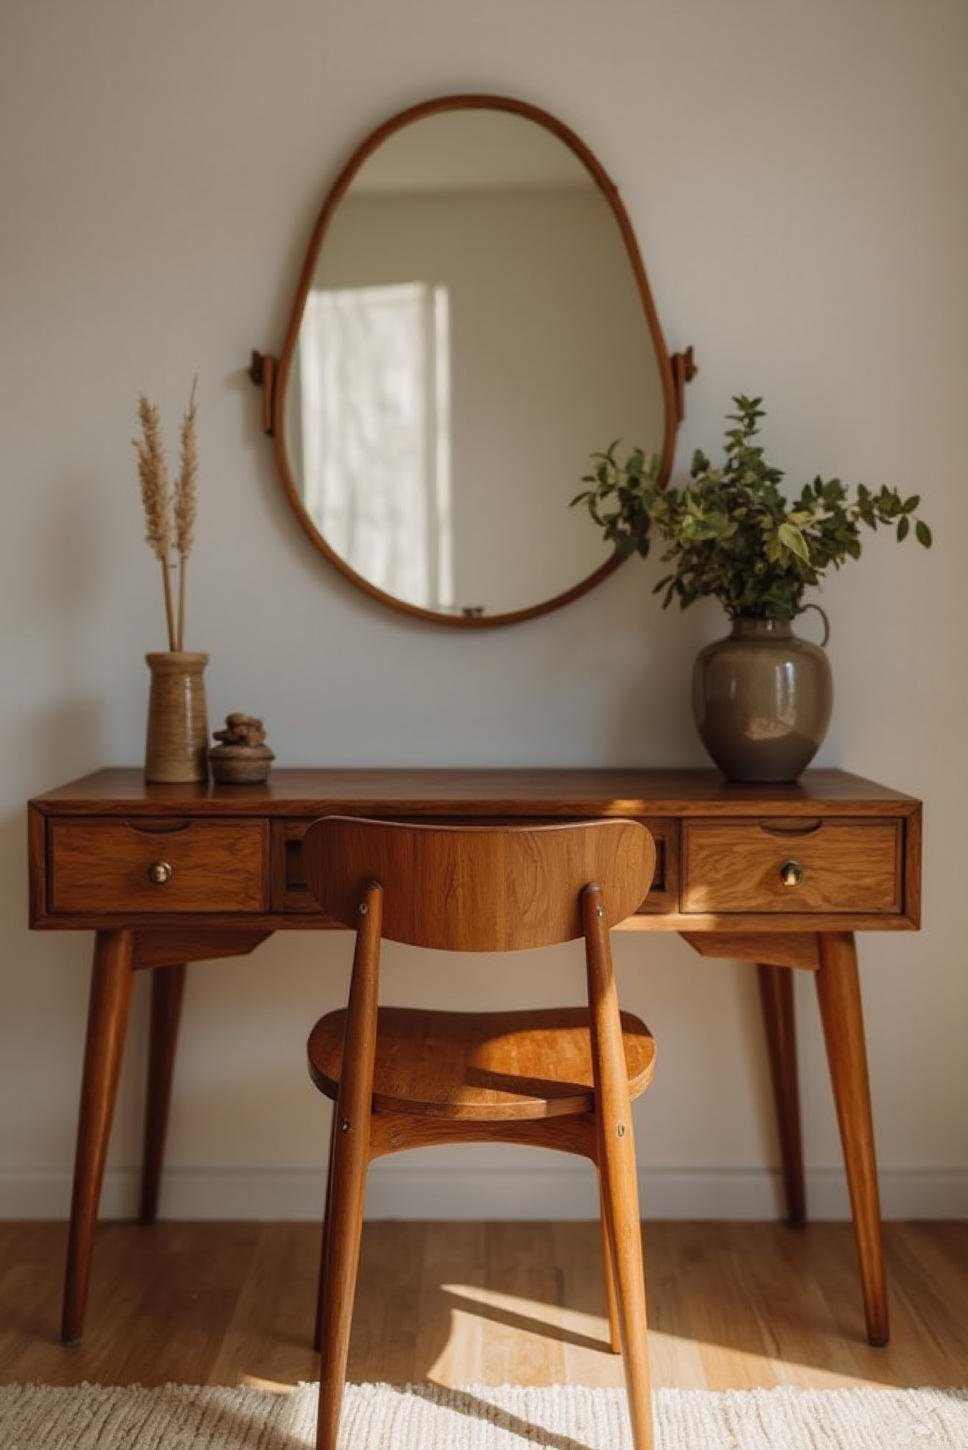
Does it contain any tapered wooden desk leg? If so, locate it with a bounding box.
[756,963,807,1227]
[815,932,889,1346]
[62,929,135,1345]
[139,963,186,1224]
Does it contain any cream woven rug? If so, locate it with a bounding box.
[1,1382,966,1448]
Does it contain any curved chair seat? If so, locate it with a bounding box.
[308,1005,655,1122]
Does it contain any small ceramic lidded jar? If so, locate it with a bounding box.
[692,616,832,783]
[144,652,210,783]
[208,713,274,784]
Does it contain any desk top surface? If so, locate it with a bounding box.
[30,767,919,818]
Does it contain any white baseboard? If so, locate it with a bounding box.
[2,1163,966,1221]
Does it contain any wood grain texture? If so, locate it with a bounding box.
[139,964,186,1224]
[27,803,47,921]
[302,817,656,949]
[275,815,678,917]
[35,907,922,934]
[305,828,658,1448]
[131,927,271,969]
[815,932,889,1347]
[4,1222,966,1391]
[756,964,806,1227]
[312,1113,339,1354]
[30,766,921,816]
[29,772,922,934]
[49,819,268,914]
[309,1007,655,1121]
[61,931,134,1345]
[265,94,680,631]
[314,882,382,1450]
[903,804,923,927]
[682,931,819,969]
[584,885,653,1448]
[599,1173,623,1354]
[635,911,916,932]
[682,820,901,915]
[366,1111,601,1161]
[26,768,921,1357]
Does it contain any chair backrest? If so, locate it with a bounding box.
[302,816,655,952]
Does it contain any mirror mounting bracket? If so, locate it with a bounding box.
[249,350,277,436]
[671,346,698,423]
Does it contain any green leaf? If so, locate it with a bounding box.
[777,522,811,562]
[573,396,930,622]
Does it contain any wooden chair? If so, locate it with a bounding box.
[302,816,659,1450]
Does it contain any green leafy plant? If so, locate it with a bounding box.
[572,396,932,620]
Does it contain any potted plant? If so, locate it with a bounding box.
[573,396,931,781]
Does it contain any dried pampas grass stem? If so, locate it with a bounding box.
[134,381,200,652]
[174,377,198,650]
[135,395,176,650]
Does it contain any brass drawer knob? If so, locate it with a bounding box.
[779,859,803,888]
[147,859,174,886]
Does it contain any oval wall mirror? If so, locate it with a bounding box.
[258,95,688,626]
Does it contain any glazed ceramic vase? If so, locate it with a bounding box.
[144,652,209,783]
[692,615,832,783]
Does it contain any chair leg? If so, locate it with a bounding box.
[599,1116,653,1449]
[598,1171,622,1354]
[315,880,382,1450]
[315,1122,369,1450]
[584,885,654,1450]
[313,1109,338,1352]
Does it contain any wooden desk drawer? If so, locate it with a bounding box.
[681,819,902,915]
[49,819,268,914]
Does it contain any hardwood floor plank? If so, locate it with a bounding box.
[549,1221,627,1388]
[0,1221,964,1390]
[481,1223,565,1387]
[348,1221,426,1387]
[414,1221,487,1387]
[113,1223,262,1386]
[208,1222,320,1389]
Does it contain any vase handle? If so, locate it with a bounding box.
[800,603,831,648]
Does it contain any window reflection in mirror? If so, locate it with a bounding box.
[294,282,454,610]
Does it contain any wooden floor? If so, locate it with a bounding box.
[0,1221,965,1391]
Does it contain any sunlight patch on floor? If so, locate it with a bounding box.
[442,1283,608,1340]
[239,1375,296,1393]
[433,1284,884,1393]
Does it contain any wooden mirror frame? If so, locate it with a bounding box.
[252,94,695,628]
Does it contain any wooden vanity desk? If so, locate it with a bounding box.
[27,767,921,1349]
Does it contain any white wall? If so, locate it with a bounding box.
[1,0,966,1221]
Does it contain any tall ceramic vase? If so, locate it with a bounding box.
[692,615,832,783]
[144,652,209,783]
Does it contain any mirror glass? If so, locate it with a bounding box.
[281,104,668,622]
